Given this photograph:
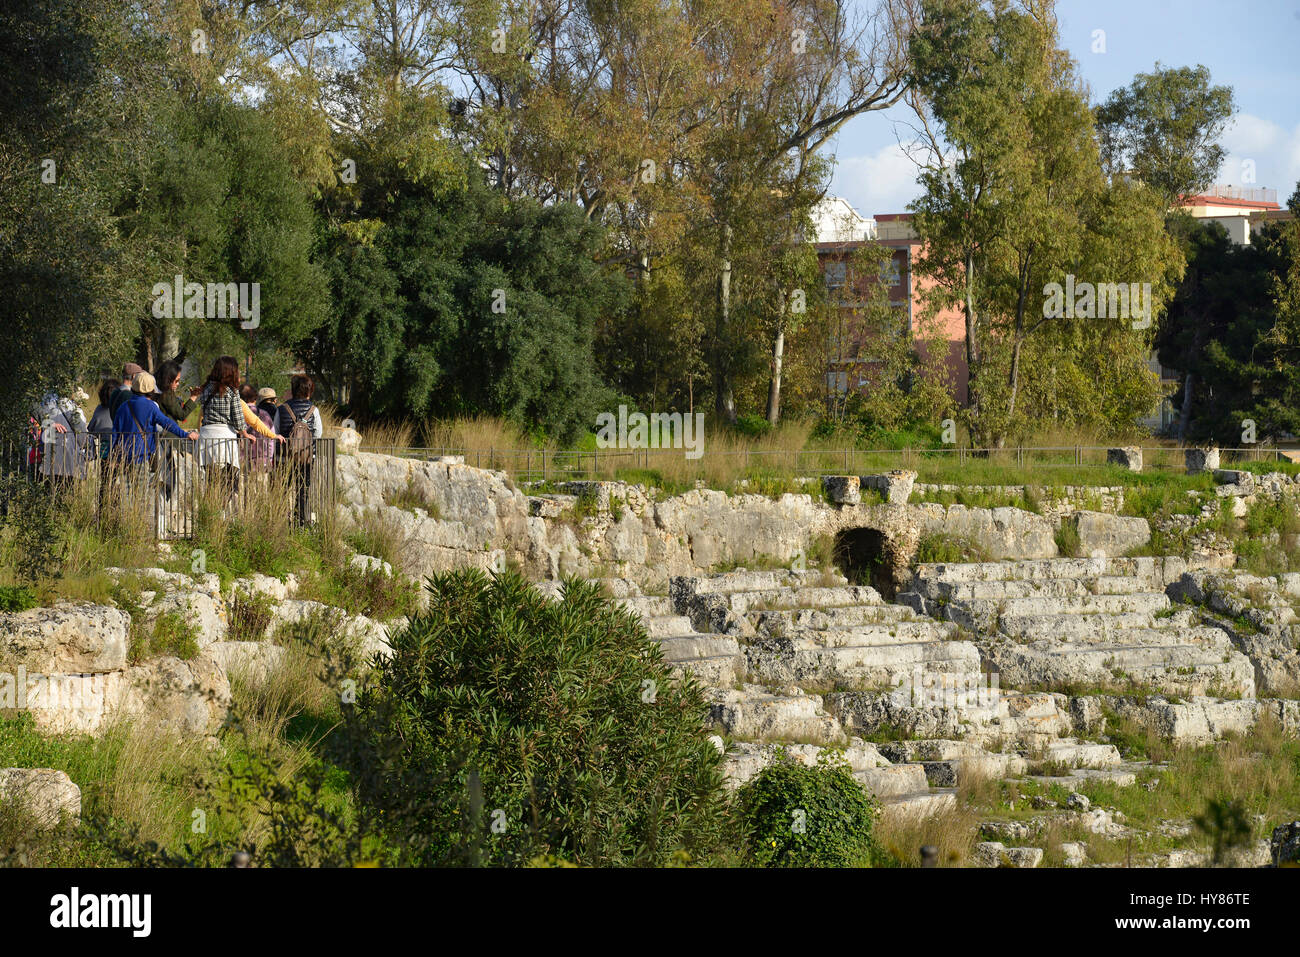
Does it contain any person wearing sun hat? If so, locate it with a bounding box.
[112,371,197,465]
[109,362,145,418]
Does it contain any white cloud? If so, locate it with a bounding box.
[1216,113,1300,195]
[828,141,924,218]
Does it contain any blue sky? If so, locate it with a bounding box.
[827,0,1300,217]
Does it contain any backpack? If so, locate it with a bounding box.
[284,404,316,466]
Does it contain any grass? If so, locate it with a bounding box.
[1054,520,1081,558]
[383,476,442,519]
[915,533,991,565]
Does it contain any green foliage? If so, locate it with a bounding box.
[228,591,274,643]
[349,569,736,866]
[0,479,68,584]
[0,585,38,613]
[736,750,883,867]
[915,533,991,565]
[314,165,627,441]
[1159,197,1300,442]
[1096,64,1236,208]
[1054,521,1082,558]
[908,0,1179,445]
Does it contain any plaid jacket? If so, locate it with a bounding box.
[200,386,243,432]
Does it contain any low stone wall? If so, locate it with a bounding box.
[335,453,1152,591]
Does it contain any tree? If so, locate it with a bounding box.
[120,97,330,371]
[312,162,627,440]
[1158,186,1300,442]
[0,0,156,433]
[1096,64,1235,208]
[907,0,1179,445]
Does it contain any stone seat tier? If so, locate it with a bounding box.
[753,603,931,633]
[920,575,1165,602]
[913,556,1187,586]
[745,637,982,687]
[718,585,883,615]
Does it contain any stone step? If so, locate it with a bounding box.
[746,639,982,687]
[707,687,845,744]
[998,592,1171,617]
[1001,624,1231,650]
[657,634,743,661]
[854,764,929,797]
[914,556,1187,586]
[721,585,882,615]
[787,622,967,647]
[989,644,1255,697]
[617,595,675,619]
[1026,768,1138,790]
[721,740,889,788]
[923,575,1161,602]
[685,569,844,595]
[999,611,1190,640]
[754,603,927,634]
[1037,739,1122,769]
[878,789,957,823]
[668,655,743,688]
[641,615,697,639]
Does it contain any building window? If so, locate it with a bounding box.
[824,262,847,289]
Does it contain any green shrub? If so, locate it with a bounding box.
[0,585,38,612]
[350,569,736,866]
[228,590,275,642]
[736,750,882,867]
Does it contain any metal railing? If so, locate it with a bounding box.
[2,432,335,540]
[351,443,1295,485]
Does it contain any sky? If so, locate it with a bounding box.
[826,0,1300,218]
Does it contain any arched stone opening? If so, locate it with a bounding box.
[833,527,899,599]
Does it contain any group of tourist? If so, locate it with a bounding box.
[28,355,323,528]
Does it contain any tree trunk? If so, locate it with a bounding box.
[963,248,982,445]
[1177,371,1195,441]
[766,326,785,425]
[714,222,736,424]
[1001,251,1034,449]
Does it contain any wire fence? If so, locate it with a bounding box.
[353,443,1295,485]
[1,432,336,540]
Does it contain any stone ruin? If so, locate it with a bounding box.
[6,450,1300,865]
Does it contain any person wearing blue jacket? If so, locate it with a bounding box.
[112,371,197,463]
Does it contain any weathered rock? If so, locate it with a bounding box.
[115,655,231,735]
[1061,842,1088,867]
[0,603,130,674]
[0,768,80,829]
[861,470,917,505]
[822,475,861,506]
[348,553,393,577]
[972,842,1043,868]
[1271,821,1300,865]
[1107,447,1142,472]
[1212,469,1255,490]
[1185,447,1220,475]
[1067,510,1150,558]
[336,426,362,454]
[207,641,287,685]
